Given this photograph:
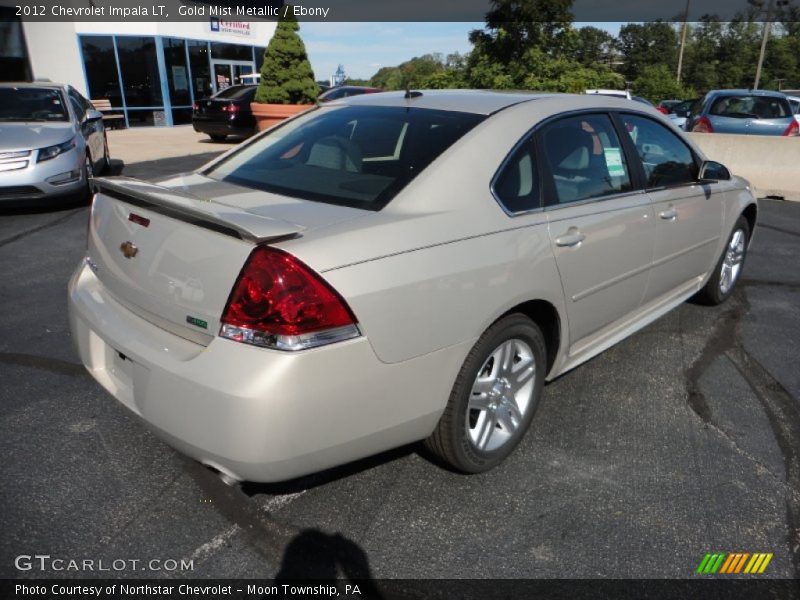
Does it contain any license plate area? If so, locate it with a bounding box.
[104,344,136,413]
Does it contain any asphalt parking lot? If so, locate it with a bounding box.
[1,153,799,582]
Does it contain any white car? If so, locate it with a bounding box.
[69,91,758,483]
[788,95,800,125]
[585,88,631,100]
[0,82,110,206]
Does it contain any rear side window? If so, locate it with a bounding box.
[621,114,697,188]
[493,138,539,213]
[206,105,485,210]
[709,95,791,119]
[540,114,632,205]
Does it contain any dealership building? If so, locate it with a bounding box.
[1,5,277,127]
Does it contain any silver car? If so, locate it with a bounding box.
[0,82,110,206]
[68,91,757,483]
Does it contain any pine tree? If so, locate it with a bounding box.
[255,16,318,104]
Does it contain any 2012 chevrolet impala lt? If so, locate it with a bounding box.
[68,91,757,482]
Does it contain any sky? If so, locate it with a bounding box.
[301,22,626,83]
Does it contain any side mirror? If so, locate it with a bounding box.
[84,109,104,123]
[698,160,731,183]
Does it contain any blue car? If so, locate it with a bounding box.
[687,89,798,136]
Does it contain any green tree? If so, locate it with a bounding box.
[618,21,679,82]
[369,54,450,90]
[633,64,695,103]
[574,26,615,66]
[254,16,318,104]
[467,0,575,69]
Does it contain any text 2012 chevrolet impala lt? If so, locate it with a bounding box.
[68,91,757,482]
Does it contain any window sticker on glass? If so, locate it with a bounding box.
[604,147,625,177]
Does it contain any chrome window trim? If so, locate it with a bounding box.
[488,105,726,219]
[543,189,648,215]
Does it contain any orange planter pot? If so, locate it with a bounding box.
[250,102,314,132]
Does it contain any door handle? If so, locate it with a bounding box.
[659,207,678,220]
[555,230,586,247]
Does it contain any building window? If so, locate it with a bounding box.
[116,36,163,108]
[210,42,252,62]
[0,9,32,82]
[164,38,191,107]
[188,41,212,99]
[79,36,123,107]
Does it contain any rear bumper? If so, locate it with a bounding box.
[68,262,461,482]
[191,116,254,138]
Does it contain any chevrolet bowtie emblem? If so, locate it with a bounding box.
[120,241,138,259]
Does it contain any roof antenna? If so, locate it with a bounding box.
[404,88,422,99]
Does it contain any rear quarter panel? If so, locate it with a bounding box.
[321,216,566,366]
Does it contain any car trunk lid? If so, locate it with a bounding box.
[87,176,308,344]
[709,115,793,135]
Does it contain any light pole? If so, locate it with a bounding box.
[752,0,789,89]
[676,0,691,83]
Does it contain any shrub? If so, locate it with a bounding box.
[254,16,318,104]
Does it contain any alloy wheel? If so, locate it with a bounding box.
[719,228,745,295]
[466,338,536,452]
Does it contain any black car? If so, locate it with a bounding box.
[317,86,383,102]
[192,85,257,141]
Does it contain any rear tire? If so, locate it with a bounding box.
[425,314,546,474]
[209,134,227,142]
[695,216,750,305]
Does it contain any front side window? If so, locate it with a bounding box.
[493,138,539,213]
[621,114,697,188]
[206,105,485,210]
[540,114,632,205]
[67,90,86,121]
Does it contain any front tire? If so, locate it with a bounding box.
[209,134,227,142]
[425,314,546,474]
[101,136,111,174]
[83,152,94,202]
[695,216,750,305]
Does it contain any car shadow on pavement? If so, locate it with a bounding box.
[273,529,383,596]
[240,444,418,498]
[198,137,249,145]
[0,192,89,215]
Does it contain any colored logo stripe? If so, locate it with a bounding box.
[697,552,773,574]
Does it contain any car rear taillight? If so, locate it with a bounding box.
[220,246,360,351]
[657,106,669,115]
[223,103,240,114]
[192,102,199,112]
[783,120,799,137]
[693,116,714,133]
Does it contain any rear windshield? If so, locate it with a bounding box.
[213,85,256,100]
[206,105,485,210]
[0,87,69,122]
[709,95,792,119]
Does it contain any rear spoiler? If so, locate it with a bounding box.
[91,177,305,244]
